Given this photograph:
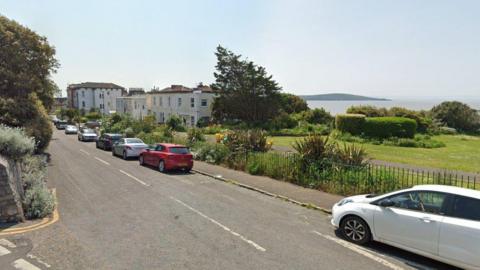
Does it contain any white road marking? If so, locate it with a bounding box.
[0,245,11,256]
[171,196,266,252]
[12,259,41,270]
[119,170,150,186]
[79,149,90,155]
[27,254,51,268]
[312,231,404,270]
[94,157,110,165]
[0,238,16,248]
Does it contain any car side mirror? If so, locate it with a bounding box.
[379,199,395,207]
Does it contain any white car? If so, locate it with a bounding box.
[78,128,98,142]
[112,138,148,159]
[331,185,480,270]
[64,125,78,134]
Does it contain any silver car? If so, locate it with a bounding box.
[78,128,98,142]
[112,138,148,159]
[65,125,78,134]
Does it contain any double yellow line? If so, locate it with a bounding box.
[0,189,60,236]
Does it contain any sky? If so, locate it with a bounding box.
[2,0,480,99]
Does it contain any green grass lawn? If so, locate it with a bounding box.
[270,135,480,173]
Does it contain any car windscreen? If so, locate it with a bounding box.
[110,135,122,140]
[126,139,143,144]
[169,147,190,154]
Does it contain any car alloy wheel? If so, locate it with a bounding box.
[123,151,127,160]
[158,160,165,172]
[139,155,144,166]
[341,216,371,244]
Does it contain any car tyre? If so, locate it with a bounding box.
[139,155,144,166]
[158,160,166,173]
[123,151,128,160]
[112,149,115,156]
[340,216,371,245]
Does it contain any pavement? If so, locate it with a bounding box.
[0,129,458,269]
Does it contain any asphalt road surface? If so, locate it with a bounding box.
[2,129,458,270]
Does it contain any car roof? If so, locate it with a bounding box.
[157,143,186,148]
[105,133,122,136]
[410,185,480,199]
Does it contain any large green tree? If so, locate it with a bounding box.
[431,101,480,132]
[211,46,282,125]
[278,93,309,114]
[0,15,59,152]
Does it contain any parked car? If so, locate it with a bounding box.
[55,120,68,130]
[64,125,78,134]
[96,133,123,150]
[139,143,193,172]
[331,185,480,270]
[77,128,98,142]
[112,138,148,159]
[85,121,101,129]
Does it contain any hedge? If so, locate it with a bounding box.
[363,117,417,139]
[335,114,366,135]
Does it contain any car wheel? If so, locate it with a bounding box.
[122,151,128,160]
[139,155,144,166]
[112,149,116,156]
[340,216,371,245]
[185,167,192,173]
[158,160,166,173]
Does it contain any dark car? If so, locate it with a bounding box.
[55,120,68,130]
[96,133,123,150]
[139,143,193,172]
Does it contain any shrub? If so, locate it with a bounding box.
[124,127,135,137]
[224,129,271,153]
[201,124,225,135]
[0,125,35,159]
[437,126,457,135]
[335,114,366,135]
[85,112,101,121]
[136,131,166,145]
[346,105,388,117]
[431,101,480,132]
[269,123,330,136]
[193,143,230,164]
[187,128,205,146]
[363,117,417,139]
[301,108,334,125]
[334,143,367,166]
[269,112,297,130]
[166,115,186,131]
[292,134,334,164]
[23,184,55,219]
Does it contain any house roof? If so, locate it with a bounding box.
[68,82,125,90]
[148,84,214,94]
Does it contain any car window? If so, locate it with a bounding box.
[169,147,189,154]
[155,145,164,151]
[449,196,480,221]
[381,191,447,214]
[126,139,143,144]
[111,135,122,140]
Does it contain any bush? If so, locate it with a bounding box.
[201,124,225,135]
[193,143,230,164]
[224,129,271,153]
[124,127,135,137]
[346,105,388,117]
[335,114,366,135]
[269,122,330,136]
[23,184,55,219]
[334,143,367,166]
[166,115,186,131]
[300,108,334,125]
[269,112,297,130]
[85,112,101,121]
[293,134,334,164]
[363,117,417,139]
[0,125,35,159]
[382,134,445,148]
[187,128,205,146]
[431,101,480,132]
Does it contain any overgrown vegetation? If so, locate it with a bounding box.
[0,125,35,160]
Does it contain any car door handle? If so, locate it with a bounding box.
[419,217,434,223]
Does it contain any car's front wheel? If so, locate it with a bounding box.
[122,151,128,160]
[340,216,371,245]
[158,160,166,173]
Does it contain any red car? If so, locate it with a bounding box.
[139,143,193,172]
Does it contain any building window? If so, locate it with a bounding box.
[201,99,208,107]
[107,91,110,95]
[191,97,195,108]
[178,98,182,107]
[82,91,85,97]
[82,101,85,107]
[159,97,163,107]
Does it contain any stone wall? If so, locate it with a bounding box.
[0,156,25,223]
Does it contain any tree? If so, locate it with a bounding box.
[211,46,282,125]
[431,101,480,132]
[279,93,309,114]
[0,15,58,153]
[0,15,59,110]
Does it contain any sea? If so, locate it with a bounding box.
[307,99,480,115]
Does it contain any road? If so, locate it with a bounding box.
[1,129,457,269]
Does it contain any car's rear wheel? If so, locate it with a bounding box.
[158,160,166,173]
[139,155,144,166]
[122,151,128,160]
[340,216,371,245]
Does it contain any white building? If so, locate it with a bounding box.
[67,82,126,114]
[116,95,147,120]
[146,84,215,127]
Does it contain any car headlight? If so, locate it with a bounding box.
[337,199,354,207]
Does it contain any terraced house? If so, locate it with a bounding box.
[146,84,215,127]
[116,88,147,120]
[67,82,126,114]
